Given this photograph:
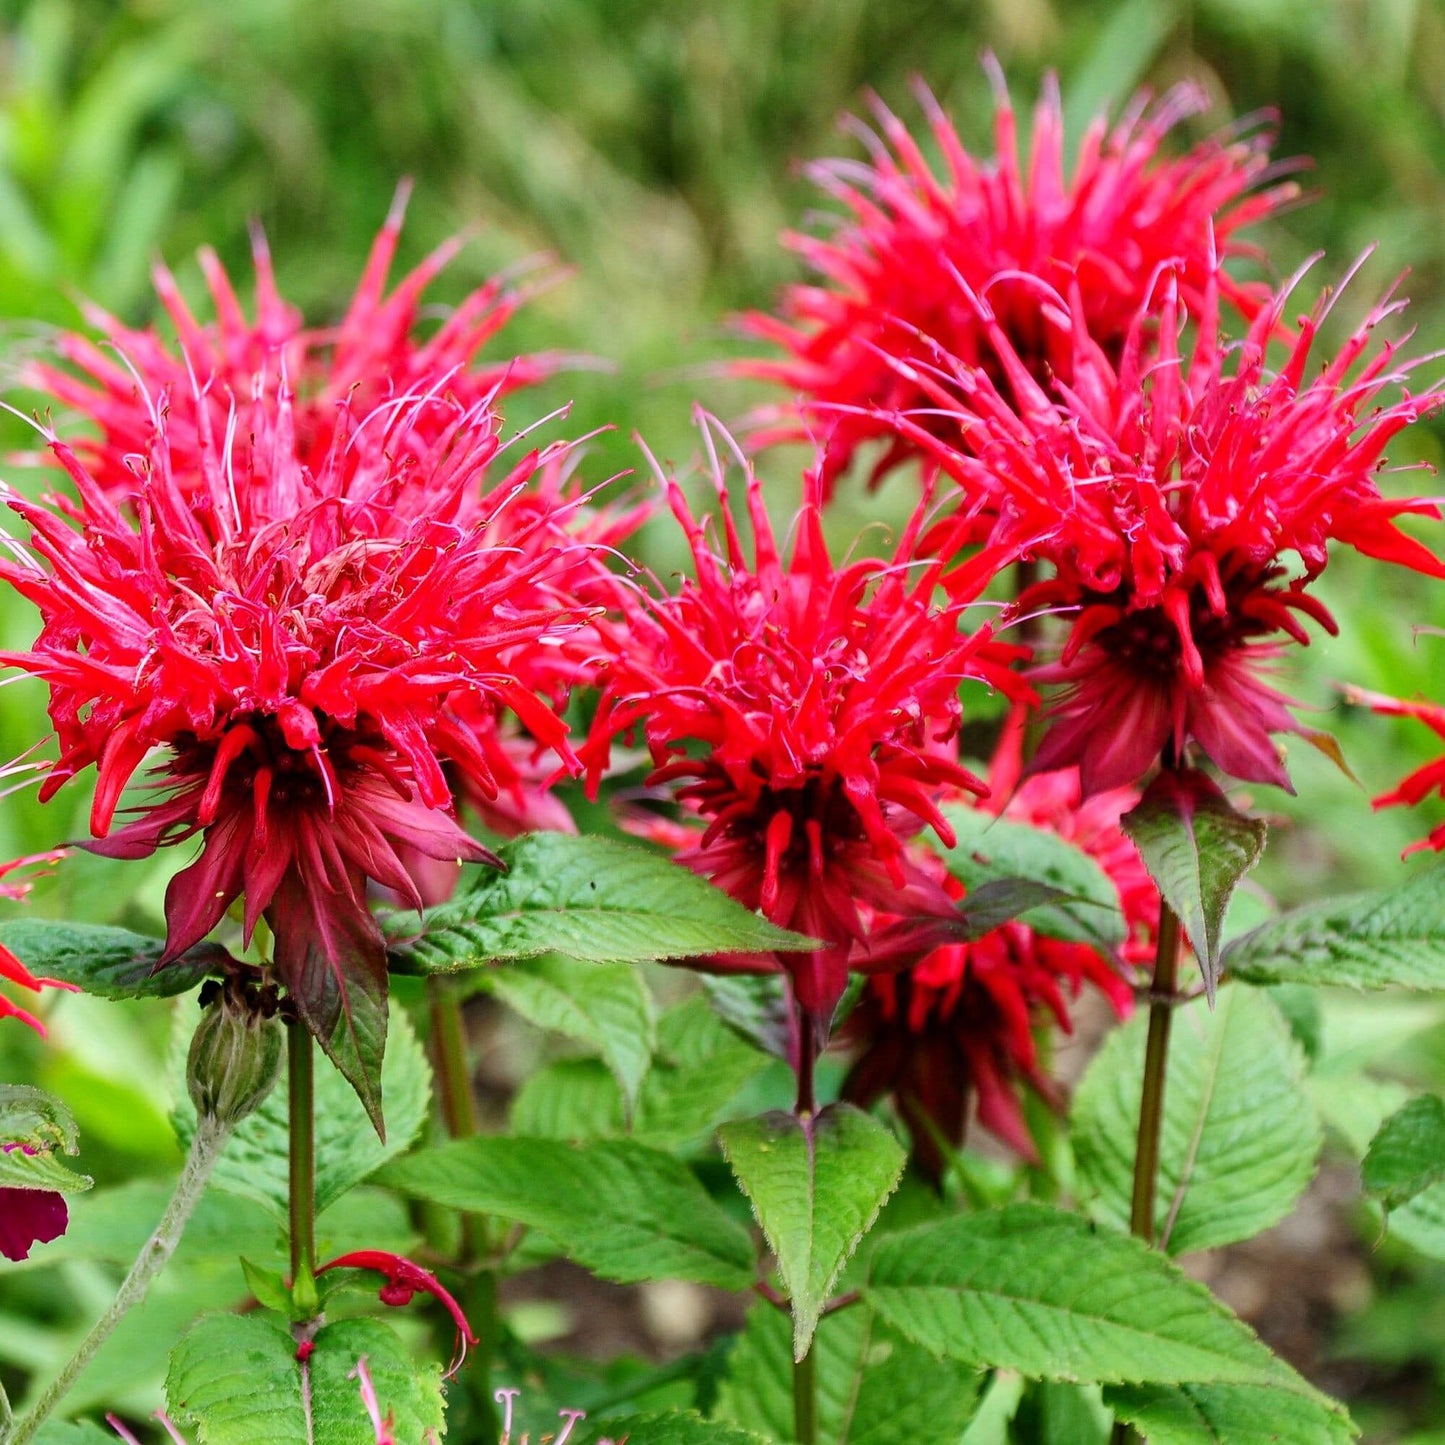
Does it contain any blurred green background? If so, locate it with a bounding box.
[2,0,1445,1439]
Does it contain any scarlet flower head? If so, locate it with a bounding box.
[1,376,594,1118]
[901,260,1445,794]
[585,416,1025,1030]
[739,62,1295,493]
[29,182,568,503]
[844,731,1150,1175]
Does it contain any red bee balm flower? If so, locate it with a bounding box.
[904,264,1445,794]
[844,724,1151,1175]
[1,379,593,1117]
[585,419,1024,1036]
[27,183,566,503]
[738,63,1294,492]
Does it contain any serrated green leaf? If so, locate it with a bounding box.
[0,1084,91,1193]
[486,954,657,1115]
[714,1301,981,1444]
[172,1002,430,1218]
[0,920,224,999]
[1104,1381,1355,1444]
[934,804,1126,950]
[864,1203,1335,1400]
[1073,987,1320,1255]
[579,1413,769,1444]
[385,833,817,973]
[294,934,389,1138]
[1362,1093,1445,1210]
[719,1104,903,1359]
[1122,771,1266,1002]
[380,1135,756,1289]
[1225,861,1445,990]
[166,1313,444,1445]
[510,997,773,1149]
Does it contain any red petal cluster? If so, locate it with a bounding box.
[0,850,71,1035]
[1,373,593,1067]
[585,418,1026,1028]
[843,732,1150,1174]
[27,184,566,502]
[739,63,1293,493]
[1347,689,1445,854]
[0,1179,68,1262]
[898,264,1445,793]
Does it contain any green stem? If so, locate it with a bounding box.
[8,1116,230,1445]
[288,1020,316,1289]
[1128,900,1183,1242]
[427,977,501,1444]
[428,976,478,1142]
[792,1340,817,1445]
[1110,895,1185,1445]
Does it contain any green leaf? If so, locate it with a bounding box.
[1225,861,1445,990]
[864,1203,1336,1401]
[579,1414,770,1444]
[1072,987,1320,1255]
[385,832,817,973]
[0,919,225,998]
[718,1104,904,1359]
[33,1423,120,1445]
[510,996,773,1149]
[0,1083,81,1153]
[293,932,389,1138]
[1104,1382,1355,1444]
[1380,1179,1445,1260]
[172,1002,431,1219]
[1121,771,1267,1002]
[240,1258,295,1317]
[166,1313,444,1444]
[714,1301,981,1444]
[380,1135,756,1289]
[1011,1380,1111,1444]
[486,954,657,1116]
[933,804,1127,951]
[1362,1093,1445,1210]
[0,1084,91,1193]
[703,972,793,1060]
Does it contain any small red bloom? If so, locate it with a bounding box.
[1346,688,1445,854]
[738,62,1294,492]
[585,416,1025,1032]
[0,1178,68,1262]
[0,850,72,1036]
[28,183,567,503]
[1,371,593,1102]
[900,263,1445,793]
[844,725,1150,1175]
[317,1250,478,1377]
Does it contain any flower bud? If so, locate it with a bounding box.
[186,991,283,1126]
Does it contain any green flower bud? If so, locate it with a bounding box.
[186,992,283,1126]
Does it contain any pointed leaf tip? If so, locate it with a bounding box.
[1122,770,1266,1003]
